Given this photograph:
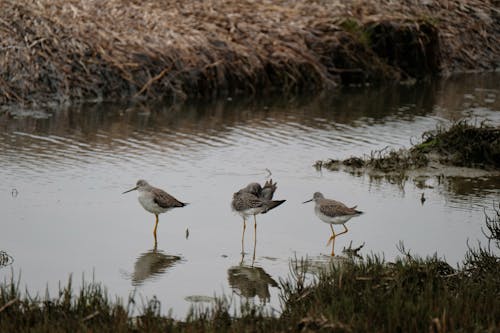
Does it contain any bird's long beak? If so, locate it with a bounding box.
[302,199,313,204]
[122,186,138,194]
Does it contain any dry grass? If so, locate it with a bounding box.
[1,0,498,106]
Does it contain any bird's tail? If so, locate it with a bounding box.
[262,199,286,214]
[350,205,363,215]
[261,179,278,201]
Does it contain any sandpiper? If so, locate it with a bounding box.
[123,180,187,243]
[303,192,363,256]
[232,179,285,254]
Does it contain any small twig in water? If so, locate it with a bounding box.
[265,168,272,178]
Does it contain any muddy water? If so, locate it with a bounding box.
[1,74,499,318]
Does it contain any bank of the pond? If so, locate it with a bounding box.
[315,121,500,179]
[1,0,499,107]
[1,206,499,332]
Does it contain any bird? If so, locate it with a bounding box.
[123,179,187,243]
[231,179,285,255]
[303,192,363,256]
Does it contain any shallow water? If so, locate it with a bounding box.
[1,74,499,318]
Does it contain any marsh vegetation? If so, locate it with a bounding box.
[1,0,498,107]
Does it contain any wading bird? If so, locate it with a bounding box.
[232,179,285,256]
[123,180,187,244]
[303,192,363,256]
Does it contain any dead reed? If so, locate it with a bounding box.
[1,0,498,106]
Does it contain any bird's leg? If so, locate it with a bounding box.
[241,218,246,255]
[252,242,256,267]
[253,215,257,263]
[153,214,159,241]
[326,224,336,246]
[253,215,257,245]
[327,224,348,256]
[327,224,337,256]
[336,224,349,237]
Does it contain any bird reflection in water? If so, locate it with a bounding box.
[131,242,182,286]
[227,263,278,303]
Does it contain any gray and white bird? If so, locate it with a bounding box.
[232,179,285,250]
[123,180,187,243]
[303,192,363,256]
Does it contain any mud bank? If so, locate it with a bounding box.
[1,0,499,106]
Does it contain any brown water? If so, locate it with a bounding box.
[1,74,499,318]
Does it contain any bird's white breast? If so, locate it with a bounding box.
[138,192,169,215]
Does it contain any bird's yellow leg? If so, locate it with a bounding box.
[253,215,258,243]
[336,224,349,237]
[253,215,257,263]
[326,224,337,246]
[153,214,159,240]
[252,241,256,267]
[327,224,336,256]
[241,218,246,255]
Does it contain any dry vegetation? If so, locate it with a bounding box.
[1,0,498,106]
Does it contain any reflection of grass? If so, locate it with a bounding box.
[1,208,499,332]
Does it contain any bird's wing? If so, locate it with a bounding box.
[232,193,265,211]
[319,199,358,217]
[153,189,186,208]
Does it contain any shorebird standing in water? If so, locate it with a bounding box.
[303,192,363,256]
[232,179,285,256]
[123,180,187,244]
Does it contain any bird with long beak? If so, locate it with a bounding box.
[303,192,363,256]
[123,180,187,244]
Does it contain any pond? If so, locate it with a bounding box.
[1,73,499,318]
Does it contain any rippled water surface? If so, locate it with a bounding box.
[1,74,499,317]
